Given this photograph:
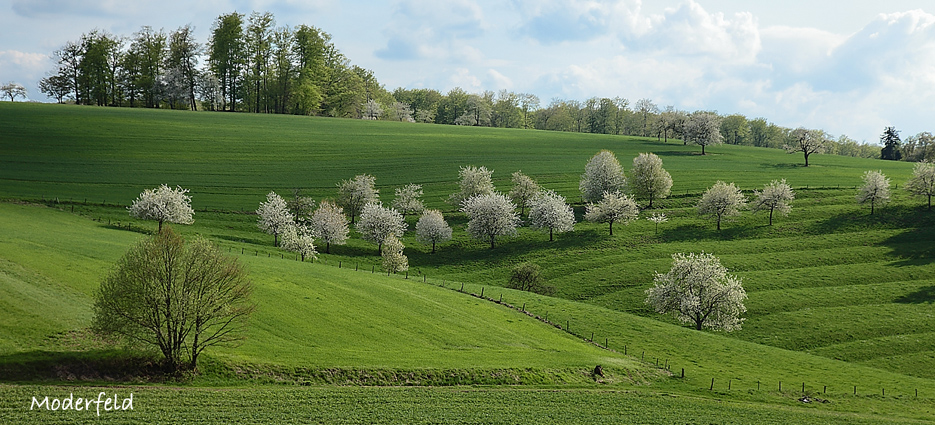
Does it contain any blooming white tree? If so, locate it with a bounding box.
[1,82,27,102]
[579,150,626,203]
[381,234,409,274]
[584,191,639,236]
[337,174,379,224]
[257,191,294,247]
[684,112,723,155]
[449,165,495,205]
[528,190,575,241]
[415,209,452,253]
[645,252,747,332]
[357,202,407,253]
[392,183,424,216]
[784,128,827,167]
[697,181,746,231]
[752,179,794,225]
[905,161,935,210]
[308,200,349,254]
[128,184,195,232]
[509,171,540,215]
[363,99,383,120]
[280,224,317,261]
[647,212,668,234]
[461,192,521,249]
[857,170,890,215]
[630,153,672,208]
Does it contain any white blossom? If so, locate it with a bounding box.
[357,202,407,253]
[645,252,747,332]
[579,150,626,203]
[128,184,195,232]
[449,166,495,205]
[646,212,668,234]
[509,171,540,215]
[280,224,317,261]
[905,161,935,210]
[257,191,294,247]
[308,200,349,254]
[381,234,409,274]
[528,190,575,241]
[584,191,638,236]
[392,183,424,216]
[856,170,890,215]
[697,181,746,231]
[752,179,794,225]
[630,153,672,208]
[461,192,520,249]
[337,174,379,224]
[415,209,452,254]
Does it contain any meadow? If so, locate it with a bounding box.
[1,102,933,423]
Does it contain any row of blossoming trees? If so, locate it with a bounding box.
[126,155,935,332]
[127,153,935,267]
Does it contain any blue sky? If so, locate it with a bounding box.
[2,0,934,143]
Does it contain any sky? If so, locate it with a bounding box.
[2,0,935,143]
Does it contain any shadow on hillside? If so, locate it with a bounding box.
[895,286,935,304]
[811,205,935,266]
[653,150,701,157]
[0,349,162,383]
[882,226,935,266]
[763,162,802,170]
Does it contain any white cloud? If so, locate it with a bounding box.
[375,0,486,60]
[486,69,513,90]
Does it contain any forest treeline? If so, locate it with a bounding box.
[37,10,934,162]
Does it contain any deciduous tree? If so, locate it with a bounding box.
[784,128,827,167]
[256,191,293,246]
[509,171,539,215]
[92,228,254,371]
[461,192,520,249]
[449,165,495,205]
[415,209,452,254]
[697,181,746,231]
[392,183,424,216]
[308,200,349,253]
[381,234,408,274]
[128,184,195,232]
[857,170,890,215]
[579,150,626,203]
[685,112,723,155]
[630,153,672,208]
[905,161,935,210]
[357,202,406,253]
[508,262,554,295]
[337,174,379,224]
[584,191,639,236]
[1,82,26,102]
[752,179,794,225]
[645,252,746,331]
[528,190,575,241]
[280,224,317,261]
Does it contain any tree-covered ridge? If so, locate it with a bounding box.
[40,10,935,162]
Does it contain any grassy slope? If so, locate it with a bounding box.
[0,202,638,381]
[0,102,914,212]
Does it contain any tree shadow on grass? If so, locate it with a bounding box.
[894,286,935,304]
[810,205,935,266]
[0,349,163,383]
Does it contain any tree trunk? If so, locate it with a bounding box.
[490,234,496,249]
[158,220,164,232]
[326,242,331,254]
[550,227,554,241]
[701,144,706,155]
[716,216,721,231]
[769,208,774,226]
[431,241,436,254]
[804,152,810,167]
[274,233,279,247]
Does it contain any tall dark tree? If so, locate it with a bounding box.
[79,30,122,106]
[209,12,246,112]
[129,26,167,108]
[246,11,274,113]
[880,126,903,161]
[167,25,202,111]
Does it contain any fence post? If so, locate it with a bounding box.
[681,368,684,378]
[710,378,714,391]
[728,379,731,390]
[779,381,782,392]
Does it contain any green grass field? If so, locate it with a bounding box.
[2,102,934,423]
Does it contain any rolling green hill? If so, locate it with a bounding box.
[2,102,934,423]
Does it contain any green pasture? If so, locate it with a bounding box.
[0,102,914,212]
[3,103,935,422]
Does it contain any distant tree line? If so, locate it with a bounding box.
[41,10,935,163]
